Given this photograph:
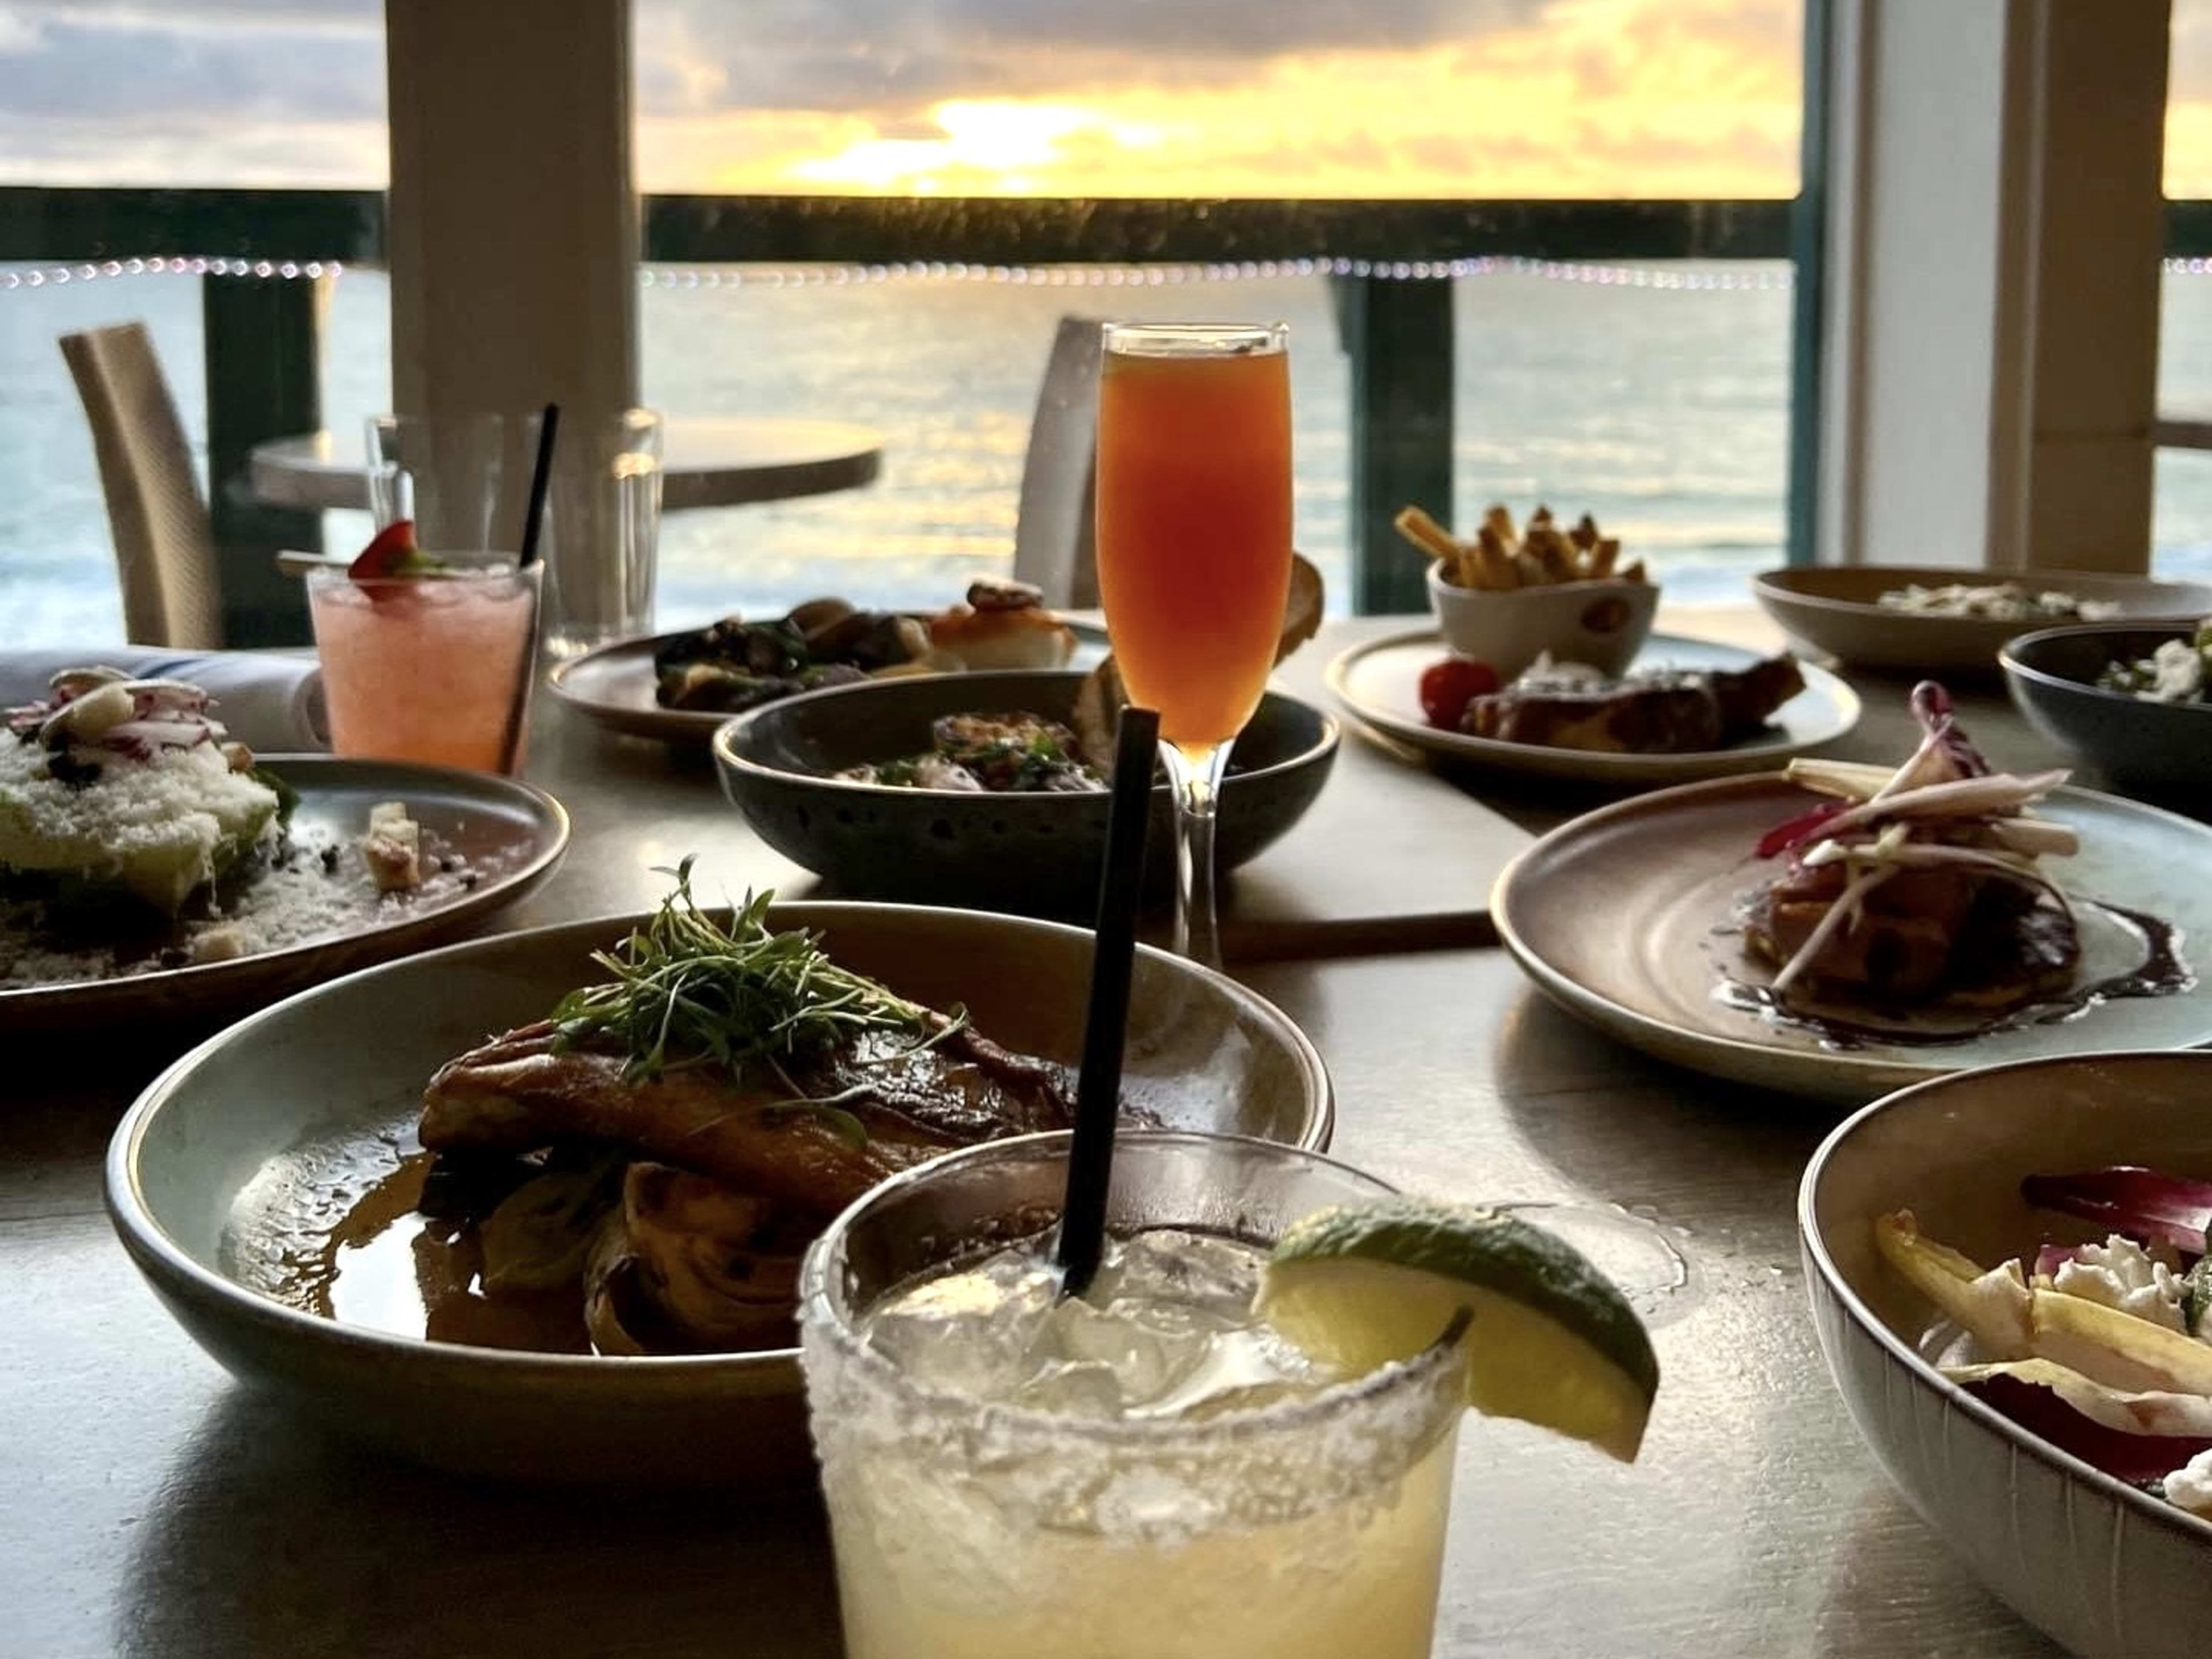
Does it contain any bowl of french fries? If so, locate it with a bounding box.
[1396,502,1659,679]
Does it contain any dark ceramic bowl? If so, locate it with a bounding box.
[713,670,1338,916]
[2001,623,2212,796]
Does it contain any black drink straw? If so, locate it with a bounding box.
[1055,703,1160,1300]
[495,403,559,774]
[517,402,560,570]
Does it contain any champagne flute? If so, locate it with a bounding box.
[1094,322,1293,967]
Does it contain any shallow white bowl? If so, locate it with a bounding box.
[1801,1051,2212,1658]
[1425,561,1658,678]
[106,902,1334,1488]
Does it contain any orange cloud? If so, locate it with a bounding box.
[641,3,1806,198]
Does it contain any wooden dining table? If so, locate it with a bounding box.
[9,607,2165,1659]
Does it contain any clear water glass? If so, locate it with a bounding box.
[366,408,662,659]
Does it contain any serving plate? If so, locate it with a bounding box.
[1324,628,1859,784]
[551,622,1110,745]
[1,756,568,1032]
[1492,774,2212,1102]
[2003,623,2212,797]
[1802,1052,2212,1658]
[106,902,1333,1487]
[1753,565,2212,675]
[713,669,1338,916]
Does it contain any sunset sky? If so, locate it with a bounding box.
[0,0,2210,199]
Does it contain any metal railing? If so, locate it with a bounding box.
[5,186,1803,641]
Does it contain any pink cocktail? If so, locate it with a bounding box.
[306,563,541,772]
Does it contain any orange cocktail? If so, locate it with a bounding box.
[1095,329,1293,751]
[1094,322,1292,967]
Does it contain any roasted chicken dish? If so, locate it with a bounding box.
[1743,683,2081,1013]
[403,863,1084,1355]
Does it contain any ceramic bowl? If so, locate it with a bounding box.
[1753,565,2212,675]
[2002,624,2212,797]
[713,669,1338,917]
[106,903,1335,1487]
[1801,1052,2212,1658]
[1424,562,1658,679]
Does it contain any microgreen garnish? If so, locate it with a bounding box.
[548,858,964,1100]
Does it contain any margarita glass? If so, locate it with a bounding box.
[798,1132,1465,1659]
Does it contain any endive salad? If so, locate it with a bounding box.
[1881,1169,2212,1516]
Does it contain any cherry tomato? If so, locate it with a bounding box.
[1418,657,1501,729]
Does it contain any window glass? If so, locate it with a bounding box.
[2161,0,2212,583]
[0,1,1805,643]
[0,1,386,642]
[0,1,385,187]
[633,0,1801,198]
[632,0,1803,618]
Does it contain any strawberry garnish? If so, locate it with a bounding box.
[348,520,446,582]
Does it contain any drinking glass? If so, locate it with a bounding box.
[367,408,662,659]
[798,1131,1466,1659]
[305,557,540,772]
[1094,323,1293,966]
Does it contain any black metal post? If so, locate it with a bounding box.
[1785,0,1834,567]
[1335,275,1454,614]
[202,272,325,645]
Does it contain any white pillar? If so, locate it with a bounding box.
[384,0,639,425]
[1817,0,2169,573]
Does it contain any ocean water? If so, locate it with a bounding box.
[6,260,2212,646]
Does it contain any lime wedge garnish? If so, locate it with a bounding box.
[1257,1197,1660,1462]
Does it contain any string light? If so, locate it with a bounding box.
[0,252,1802,296]
[20,251,2212,296]
[0,257,343,291]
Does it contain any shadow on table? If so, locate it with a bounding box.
[1808,1485,2064,1658]
[120,1391,842,1659]
[1483,986,1852,1228]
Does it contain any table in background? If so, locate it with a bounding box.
[1,613,2086,1659]
[248,415,885,514]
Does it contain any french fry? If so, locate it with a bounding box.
[1392,504,1460,566]
[1397,498,1649,590]
[1527,526,1574,583]
[1474,524,1518,589]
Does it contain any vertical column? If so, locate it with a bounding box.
[1816,0,2170,573]
[204,272,327,646]
[384,0,638,425]
[1335,275,1454,613]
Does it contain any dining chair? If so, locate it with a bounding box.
[1012,313,1103,609]
[58,321,224,649]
